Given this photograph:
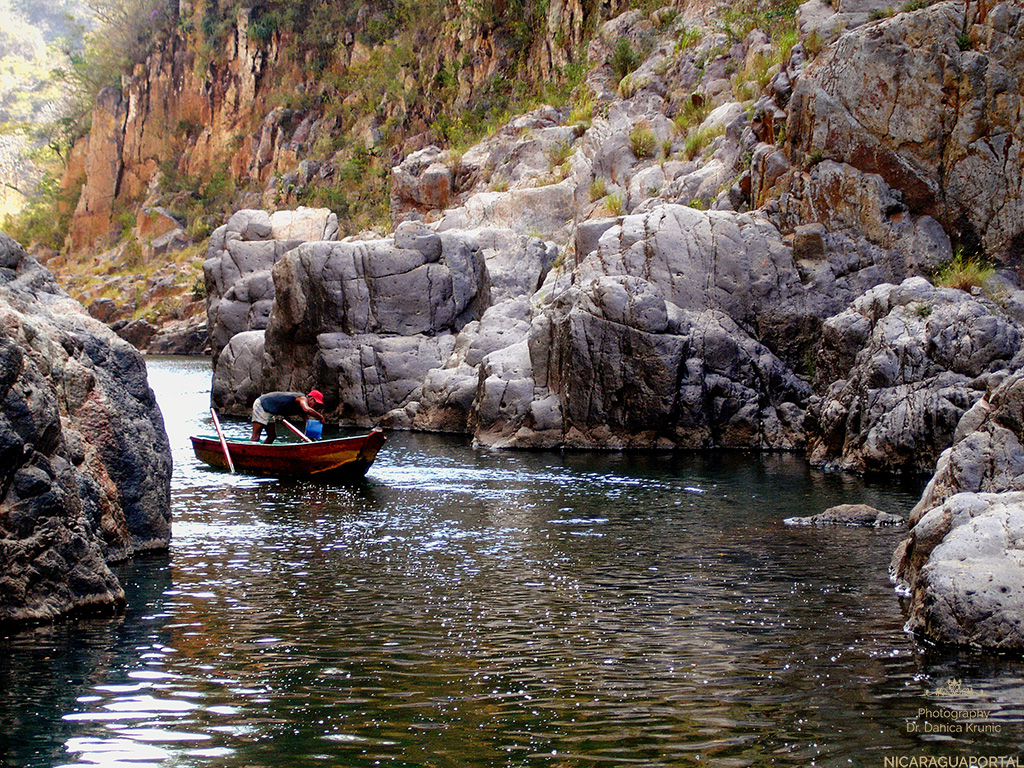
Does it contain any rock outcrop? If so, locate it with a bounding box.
[911,371,1024,515]
[216,198,944,451]
[205,207,339,365]
[807,277,1024,474]
[891,370,1024,650]
[781,1,1024,261]
[0,233,172,625]
[259,220,489,423]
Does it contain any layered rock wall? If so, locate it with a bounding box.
[260,221,489,424]
[808,277,1023,474]
[63,0,618,252]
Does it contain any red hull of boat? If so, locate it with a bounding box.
[190,428,386,480]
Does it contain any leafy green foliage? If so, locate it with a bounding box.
[157,160,235,241]
[721,0,799,41]
[1,166,79,249]
[611,37,641,81]
[683,124,725,160]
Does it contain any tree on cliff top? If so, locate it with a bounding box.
[55,0,173,127]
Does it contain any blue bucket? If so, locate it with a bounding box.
[305,419,323,440]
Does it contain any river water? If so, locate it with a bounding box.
[2,356,1023,768]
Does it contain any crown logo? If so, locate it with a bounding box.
[935,678,975,697]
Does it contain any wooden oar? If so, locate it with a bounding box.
[281,418,314,443]
[210,408,235,474]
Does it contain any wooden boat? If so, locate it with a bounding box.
[190,428,386,480]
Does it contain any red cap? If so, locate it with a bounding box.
[307,389,324,404]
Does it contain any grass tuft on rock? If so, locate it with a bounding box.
[935,251,994,292]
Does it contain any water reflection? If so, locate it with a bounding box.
[1,356,1023,767]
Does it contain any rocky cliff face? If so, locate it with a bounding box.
[0,233,171,625]
[781,1,1024,261]
[62,0,623,253]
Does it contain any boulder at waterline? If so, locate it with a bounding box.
[0,233,171,625]
[893,491,1024,651]
[892,370,1024,650]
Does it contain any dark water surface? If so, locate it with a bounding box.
[3,356,1024,768]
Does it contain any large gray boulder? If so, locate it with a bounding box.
[460,199,944,449]
[894,491,1024,651]
[909,370,1024,519]
[807,277,1024,474]
[892,370,1024,650]
[414,298,533,434]
[204,207,338,365]
[471,273,812,449]
[211,330,265,415]
[0,233,171,625]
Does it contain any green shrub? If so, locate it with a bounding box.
[611,37,641,81]
[569,89,595,126]
[547,141,574,169]
[604,193,623,216]
[191,275,207,301]
[629,121,657,158]
[683,124,725,160]
[804,30,825,57]
[589,178,607,201]
[675,26,702,52]
[673,96,711,134]
[2,167,79,251]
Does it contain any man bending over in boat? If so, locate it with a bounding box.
[250,390,325,443]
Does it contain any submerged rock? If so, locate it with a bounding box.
[0,233,172,625]
[785,503,904,526]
